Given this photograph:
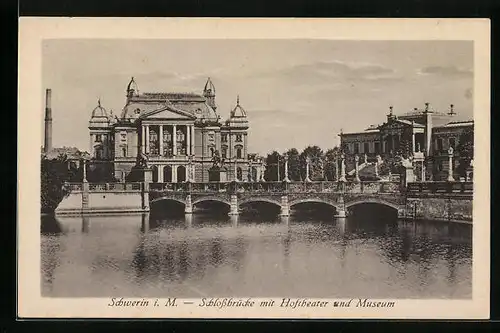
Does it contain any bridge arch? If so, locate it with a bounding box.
[289,198,338,210]
[238,197,282,208]
[192,197,231,207]
[150,196,186,206]
[345,198,401,211]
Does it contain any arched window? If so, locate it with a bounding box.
[235,145,243,159]
[122,147,127,157]
[210,147,215,157]
[237,167,243,181]
[151,165,158,183]
[221,145,228,159]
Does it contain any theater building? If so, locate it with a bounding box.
[87,77,263,183]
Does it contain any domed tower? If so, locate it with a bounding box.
[88,99,112,160]
[228,95,248,127]
[126,77,139,101]
[225,95,249,169]
[203,77,217,110]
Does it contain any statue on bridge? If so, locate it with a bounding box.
[211,150,225,168]
[136,151,149,168]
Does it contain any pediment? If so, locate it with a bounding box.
[139,105,196,120]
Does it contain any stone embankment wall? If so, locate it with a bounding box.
[405,196,472,223]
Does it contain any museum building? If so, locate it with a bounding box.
[88,77,264,183]
[339,103,473,181]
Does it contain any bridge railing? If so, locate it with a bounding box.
[407,181,473,195]
[64,182,142,192]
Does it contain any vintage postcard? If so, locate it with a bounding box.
[18,18,490,319]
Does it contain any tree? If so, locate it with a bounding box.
[264,151,282,181]
[457,127,474,177]
[284,148,301,181]
[324,147,341,180]
[300,146,324,180]
[41,154,74,213]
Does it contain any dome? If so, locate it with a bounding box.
[127,77,139,94]
[230,95,247,118]
[91,99,108,118]
[203,77,216,96]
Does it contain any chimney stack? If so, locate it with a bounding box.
[44,89,52,153]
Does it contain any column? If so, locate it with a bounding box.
[339,154,346,182]
[412,131,416,153]
[145,125,150,154]
[447,147,455,182]
[158,165,164,183]
[159,125,164,156]
[172,124,177,156]
[305,157,311,182]
[186,125,191,156]
[141,126,145,154]
[284,155,290,182]
[172,165,177,183]
[374,161,379,178]
[354,155,360,182]
[335,159,339,181]
[190,125,195,157]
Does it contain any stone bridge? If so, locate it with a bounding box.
[147,181,406,217]
[59,180,472,221]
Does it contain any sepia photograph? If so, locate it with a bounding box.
[18,18,490,319]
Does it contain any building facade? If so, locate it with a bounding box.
[339,103,473,181]
[88,77,264,183]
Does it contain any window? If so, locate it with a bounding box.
[437,138,444,152]
[122,147,127,157]
[221,134,228,143]
[95,134,102,143]
[449,137,456,148]
[437,161,443,172]
[374,142,381,154]
[221,146,228,159]
[364,142,370,154]
[236,134,243,142]
[354,143,359,154]
[163,131,171,142]
[210,147,215,157]
[236,147,242,159]
[176,130,185,143]
[237,167,243,181]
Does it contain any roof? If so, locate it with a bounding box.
[42,147,91,160]
[203,77,216,96]
[341,129,380,136]
[91,99,108,118]
[434,120,474,129]
[393,119,425,128]
[230,96,247,118]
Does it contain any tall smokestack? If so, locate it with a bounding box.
[44,89,52,153]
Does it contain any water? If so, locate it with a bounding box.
[41,208,472,299]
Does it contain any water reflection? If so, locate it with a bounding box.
[40,212,472,298]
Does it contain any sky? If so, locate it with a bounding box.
[42,39,473,156]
